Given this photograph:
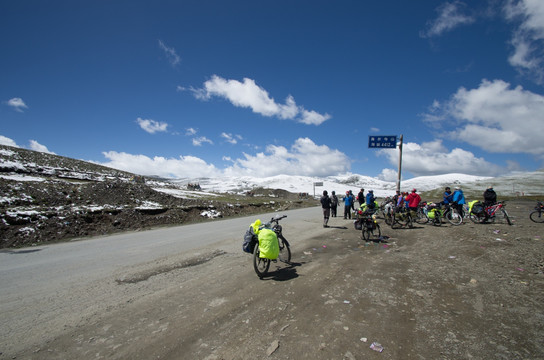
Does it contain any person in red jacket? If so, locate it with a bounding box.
[405,188,421,212]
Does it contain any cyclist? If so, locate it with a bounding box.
[405,189,422,212]
[443,187,453,206]
[366,190,376,210]
[320,190,332,228]
[343,191,353,219]
[357,188,365,207]
[483,186,497,207]
[452,186,466,217]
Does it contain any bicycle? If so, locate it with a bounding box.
[253,215,291,278]
[356,210,381,241]
[529,201,544,223]
[391,207,413,229]
[414,202,429,225]
[425,203,443,226]
[469,201,512,225]
[424,202,463,226]
[381,199,395,225]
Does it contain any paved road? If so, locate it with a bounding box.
[0,206,319,321]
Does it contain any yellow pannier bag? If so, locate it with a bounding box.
[468,200,479,213]
[258,228,279,260]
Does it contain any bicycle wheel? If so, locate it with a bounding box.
[384,212,392,225]
[374,223,382,238]
[432,212,442,226]
[278,237,291,264]
[530,210,544,223]
[253,243,270,279]
[415,210,429,224]
[390,214,401,229]
[362,227,371,240]
[446,209,463,226]
[501,209,512,225]
[470,212,486,224]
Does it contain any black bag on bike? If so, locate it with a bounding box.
[472,202,484,215]
[242,228,258,253]
[354,219,363,230]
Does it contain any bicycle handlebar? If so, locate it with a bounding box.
[270,215,287,223]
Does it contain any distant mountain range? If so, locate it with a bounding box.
[2,144,543,199]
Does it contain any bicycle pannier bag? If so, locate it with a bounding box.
[242,228,257,253]
[354,219,362,230]
[258,228,279,260]
[471,201,484,215]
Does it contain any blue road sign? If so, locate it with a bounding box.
[368,136,397,148]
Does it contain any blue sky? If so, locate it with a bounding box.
[1,0,544,180]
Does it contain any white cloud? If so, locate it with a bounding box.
[192,136,213,146]
[0,135,55,154]
[101,151,220,178]
[223,138,350,177]
[0,135,18,147]
[191,75,331,125]
[221,132,242,144]
[424,79,544,157]
[29,140,55,154]
[504,0,544,83]
[98,138,349,178]
[186,127,197,136]
[421,1,475,38]
[377,140,503,177]
[5,98,28,112]
[378,168,398,182]
[136,118,169,134]
[158,40,181,67]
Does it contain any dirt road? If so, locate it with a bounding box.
[2,200,543,359]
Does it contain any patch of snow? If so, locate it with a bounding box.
[0,174,46,182]
[135,201,163,210]
[153,187,220,199]
[200,209,222,218]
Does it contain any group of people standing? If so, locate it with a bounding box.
[442,186,466,216]
[319,188,376,227]
[320,184,497,228]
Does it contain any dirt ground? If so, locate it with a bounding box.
[4,199,544,360]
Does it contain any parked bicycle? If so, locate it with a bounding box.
[355,210,381,241]
[529,201,544,223]
[391,207,413,229]
[414,202,429,225]
[424,202,463,226]
[381,198,395,225]
[469,201,512,225]
[252,215,291,278]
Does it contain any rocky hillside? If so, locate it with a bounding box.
[0,145,312,248]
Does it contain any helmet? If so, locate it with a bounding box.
[412,188,417,192]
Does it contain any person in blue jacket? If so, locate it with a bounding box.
[366,190,376,210]
[343,191,353,219]
[443,187,453,205]
[452,186,466,217]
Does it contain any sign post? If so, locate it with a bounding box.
[396,135,403,193]
[368,135,403,192]
[313,182,323,198]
